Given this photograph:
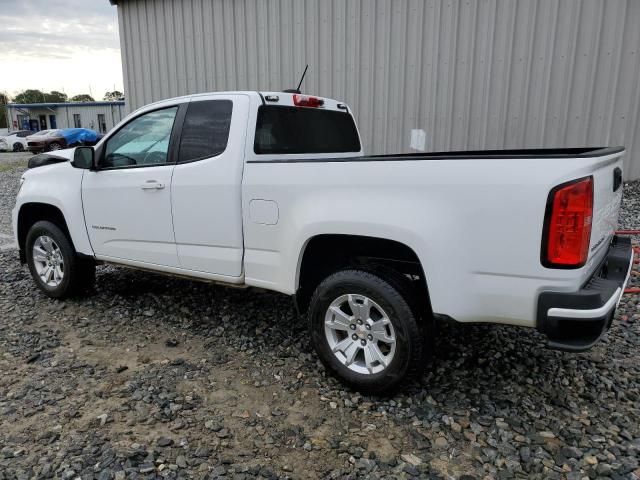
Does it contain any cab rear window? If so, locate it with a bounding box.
[254,105,360,154]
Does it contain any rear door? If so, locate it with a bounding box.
[170,94,250,277]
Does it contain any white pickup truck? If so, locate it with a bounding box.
[13,91,634,393]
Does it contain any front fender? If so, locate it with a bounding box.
[16,162,93,256]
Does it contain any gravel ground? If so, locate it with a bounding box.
[0,151,639,480]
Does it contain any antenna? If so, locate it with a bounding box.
[296,64,309,93]
[283,64,309,94]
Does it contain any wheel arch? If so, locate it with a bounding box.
[294,233,432,318]
[17,203,74,261]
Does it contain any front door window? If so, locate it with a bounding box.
[102,107,178,169]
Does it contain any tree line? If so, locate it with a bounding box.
[2,89,124,104]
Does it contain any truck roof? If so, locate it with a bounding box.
[135,91,350,114]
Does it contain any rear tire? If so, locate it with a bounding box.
[25,221,95,299]
[309,269,426,394]
[48,142,62,151]
[13,143,24,152]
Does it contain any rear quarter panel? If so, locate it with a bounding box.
[242,149,624,328]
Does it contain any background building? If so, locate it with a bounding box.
[6,101,125,133]
[111,0,640,180]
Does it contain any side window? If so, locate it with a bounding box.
[17,131,31,137]
[178,100,232,163]
[102,107,178,169]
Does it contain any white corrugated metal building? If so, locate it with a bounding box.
[110,0,640,180]
[6,101,125,134]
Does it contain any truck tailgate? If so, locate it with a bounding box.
[588,153,624,265]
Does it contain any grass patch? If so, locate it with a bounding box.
[0,161,28,172]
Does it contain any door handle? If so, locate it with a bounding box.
[141,181,165,190]
[613,167,622,192]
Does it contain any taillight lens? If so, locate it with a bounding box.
[542,176,594,268]
[293,94,324,107]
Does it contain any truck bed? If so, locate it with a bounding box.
[366,146,624,161]
[243,143,625,328]
[249,146,624,163]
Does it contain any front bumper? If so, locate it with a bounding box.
[537,235,634,352]
[27,142,45,153]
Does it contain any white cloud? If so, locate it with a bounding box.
[3,48,123,100]
[0,2,123,99]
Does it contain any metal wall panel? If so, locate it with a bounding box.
[115,0,640,179]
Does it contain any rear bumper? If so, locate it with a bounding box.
[537,235,634,352]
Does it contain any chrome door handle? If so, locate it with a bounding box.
[141,181,165,190]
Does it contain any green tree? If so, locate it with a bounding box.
[46,91,68,103]
[12,89,69,104]
[71,94,95,102]
[13,89,48,104]
[0,92,9,129]
[103,90,124,101]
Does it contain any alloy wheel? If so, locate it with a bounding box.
[324,293,396,375]
[32,235,65,287]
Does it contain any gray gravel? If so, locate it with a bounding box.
[621,181,640,292]
[0,152,639,479]
[0,151,29,234]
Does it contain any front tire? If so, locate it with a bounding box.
[48,142,62,151]
[309,269,425,394]
[25,221,94,299]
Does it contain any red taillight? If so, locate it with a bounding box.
[293,94,324,107]
[542,176,594,268]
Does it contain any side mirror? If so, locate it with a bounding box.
[72,146,95,170]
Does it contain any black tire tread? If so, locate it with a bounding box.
[358,264,436,360]
[25,220,94,298]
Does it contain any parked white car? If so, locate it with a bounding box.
[12,91,634,392]
[0,130,32,152]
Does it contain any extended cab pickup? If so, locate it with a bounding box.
[13,91,634,393]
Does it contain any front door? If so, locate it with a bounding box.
[82,105,181,267]
[170,94,249,276]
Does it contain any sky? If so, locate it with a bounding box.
[0,0,123,100]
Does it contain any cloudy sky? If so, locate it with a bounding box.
[0,0,123,100]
